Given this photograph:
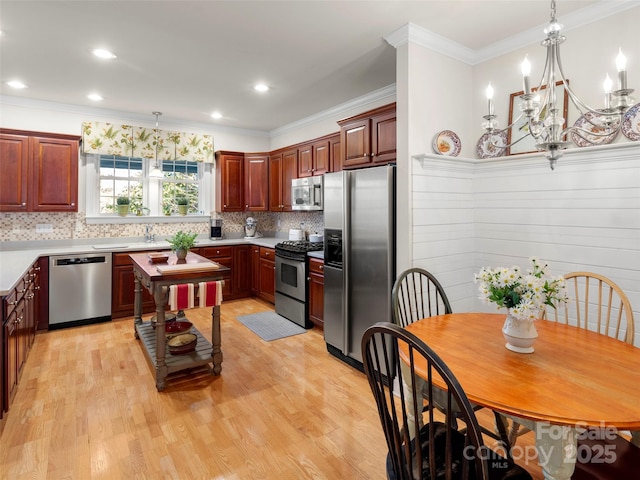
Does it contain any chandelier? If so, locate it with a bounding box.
[149,111,164,178]
[481,0,634,170]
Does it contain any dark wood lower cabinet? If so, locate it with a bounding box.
[250,246,260,295]
[112,253,156,319]
[308,258,324,328]
[258,247,275,304]
[2,259,41,419]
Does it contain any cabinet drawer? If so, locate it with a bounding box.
[215,257,233,272]
[113,253,134,266]
[201,246,233,258]
[260,247,274,260]
[3,289,19,317]
[309,258,324,275]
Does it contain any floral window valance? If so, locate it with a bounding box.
[81,121,214,163]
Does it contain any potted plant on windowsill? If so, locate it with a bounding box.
[176,196,188,215]
[167,230,198,260]
[116,196,130,217]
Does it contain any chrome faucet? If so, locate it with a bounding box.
[144,224,155,243]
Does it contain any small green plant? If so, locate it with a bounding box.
[116,196,130,205]
[166,230,198,251]
[176,196,188,205]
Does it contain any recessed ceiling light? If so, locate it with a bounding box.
[211,112,222,119]
[92,48,117,59]
[254,83,269,92]
[6,80,27,89]
[88,93,103,101]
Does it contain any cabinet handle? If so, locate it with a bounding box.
[22,202,27,206]
[245,204,249,208]
[8,300,18,305]
[370,153,375,157]
[34,266,41,271]
[216,250,220,254]
[224,204,227,208]
[71,202,75,206]
[319,265,324,270]
[16,315,23,324]
[363,153,368,157]
[26,293,35,300]
[35,285,40,290]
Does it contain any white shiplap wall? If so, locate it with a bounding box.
[410,143,640,346]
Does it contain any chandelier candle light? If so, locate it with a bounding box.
[481,0,634,169]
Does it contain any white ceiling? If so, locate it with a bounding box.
[0,1,630,134]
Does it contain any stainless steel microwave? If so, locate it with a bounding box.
[291,176,323,211]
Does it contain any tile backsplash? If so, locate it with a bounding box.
[0,211,324,242]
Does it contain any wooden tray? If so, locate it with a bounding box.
[155,263,221,274]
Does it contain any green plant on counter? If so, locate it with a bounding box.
[176,196,188,205]
[166,230,198,252]
[116,196,130,216]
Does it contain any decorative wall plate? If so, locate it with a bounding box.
[571,111,620,147]
[621,103,640,141]
[432,130,461,156]
[476,131,507,159]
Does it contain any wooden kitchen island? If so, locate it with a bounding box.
[130,251,229,391]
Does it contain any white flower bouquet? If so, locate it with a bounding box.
[474,257,567,321]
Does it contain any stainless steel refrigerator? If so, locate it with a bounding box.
[323,164,395,369]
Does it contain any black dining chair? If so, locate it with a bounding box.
[361,322,532,480]
[391,268,511,451]
[391,268,452,328]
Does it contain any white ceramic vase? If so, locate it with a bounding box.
[502,313,538,353]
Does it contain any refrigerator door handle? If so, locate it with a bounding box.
[342,171,350,355]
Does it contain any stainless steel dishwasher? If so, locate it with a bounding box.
[49,253,112,329]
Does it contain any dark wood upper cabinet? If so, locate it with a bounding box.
[298,139,329,177]
[329,134,342,173]
[215,151,244,212]
[338,103,396,169]
[371,108,397,165]
[281,149,298,210]
[298,144,313,178]
[30,136,79,211]
[269,151,283,211]
[0,129,79,212]
[244,153,268,211]
[269,148,298,212]
[312,139,329,176]
[0,133,29,212]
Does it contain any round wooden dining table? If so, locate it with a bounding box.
[401,312,640,480]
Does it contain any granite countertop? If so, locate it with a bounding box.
[0,235,285,296]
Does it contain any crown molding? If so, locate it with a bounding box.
[386,1,639,66]
[268,84,396,137]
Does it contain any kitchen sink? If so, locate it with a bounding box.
[93,244,129,250]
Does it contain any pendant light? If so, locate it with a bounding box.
[149,111,164,178]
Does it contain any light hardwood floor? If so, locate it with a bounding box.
[1,298,543,479]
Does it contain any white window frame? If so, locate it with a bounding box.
[84,153,212,224]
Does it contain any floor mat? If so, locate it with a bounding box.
[236,311,307,341]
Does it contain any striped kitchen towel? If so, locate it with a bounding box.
[198,281,224,307]
[169,283,195,310]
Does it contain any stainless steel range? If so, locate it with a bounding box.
[275,240,323,329]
